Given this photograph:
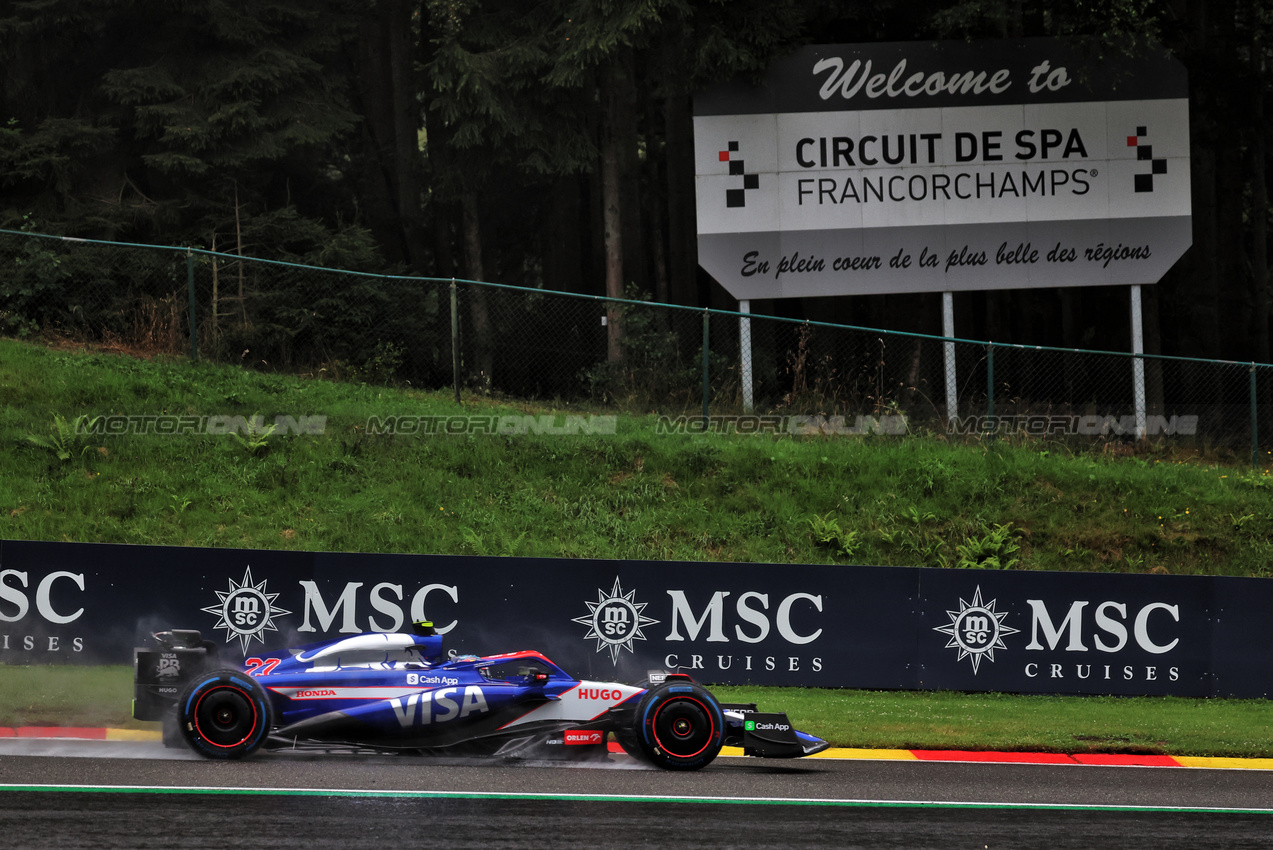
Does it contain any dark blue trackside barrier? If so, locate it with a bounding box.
[2,539,1271,697]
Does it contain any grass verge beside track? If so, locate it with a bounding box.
[3,665,1271,758]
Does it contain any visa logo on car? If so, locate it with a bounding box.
[390,686,488,728]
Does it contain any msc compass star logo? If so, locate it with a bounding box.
[933,586,1019,674]
[573,577,659,664]
[201,566,291,653]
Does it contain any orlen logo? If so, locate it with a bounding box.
[564,729,605,746]
[292,688,337,699]
[577,687,624,701]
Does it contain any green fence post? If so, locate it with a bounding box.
[1251,363,1258,469]
[186,250,198,361]
[986,342,995,420]
[450,279,461,405]
[702,308,710,427]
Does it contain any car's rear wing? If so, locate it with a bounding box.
[133,629,218,721]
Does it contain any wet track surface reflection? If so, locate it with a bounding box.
[4,790,1273,849]
[2,741,1273,848]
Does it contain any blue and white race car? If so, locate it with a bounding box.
[134,622,829,771]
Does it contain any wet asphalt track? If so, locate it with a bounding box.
[2,741,1273,848]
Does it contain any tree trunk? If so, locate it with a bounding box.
[600,58,626,362]
[619,49,646,299]
[387,0,427,274]
[461,191,493,389]
[1143,284,1165,416]
[209,231,220,335]
[356,0,428,273]
[543,177,584,293]
[1252,25,1270,363]
[664,93,697,306]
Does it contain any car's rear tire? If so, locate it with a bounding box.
[632,681,724,771]
[176,669,272,759]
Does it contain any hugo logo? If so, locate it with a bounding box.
[577,687,623,701]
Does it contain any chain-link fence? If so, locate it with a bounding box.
[2,228,1270,463]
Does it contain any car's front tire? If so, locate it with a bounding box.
[176,670,272,759]
[632,681,724,771]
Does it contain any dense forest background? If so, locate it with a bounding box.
[0,0,1269,368]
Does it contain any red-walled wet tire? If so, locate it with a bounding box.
[633,682,724,771]
[176,670,272,759]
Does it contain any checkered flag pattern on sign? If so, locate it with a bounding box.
[1127,126,1168,193]
[719,141,760,207]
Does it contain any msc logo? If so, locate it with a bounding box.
[573,577,659,664]
[933,586,1019,674]
[201,566,292,653]
[720,141,760,208]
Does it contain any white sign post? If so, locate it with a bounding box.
[943,291,957,423]
[694,40,1191,421]
[739,299,754,412]
[1131,284,1147,438]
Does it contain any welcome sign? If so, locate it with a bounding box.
[694,39,1192,299]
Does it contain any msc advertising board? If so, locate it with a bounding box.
[694,39,1192,299]
[3,540,1273,699]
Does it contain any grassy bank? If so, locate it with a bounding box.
[5,337,1273,757]
[3,337,1272,574]
[713,687,1273,757]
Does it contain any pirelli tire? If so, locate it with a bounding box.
[633,681,725,771]
[176,669,273,760]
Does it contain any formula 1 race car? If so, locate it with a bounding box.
[134,622,829,771]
